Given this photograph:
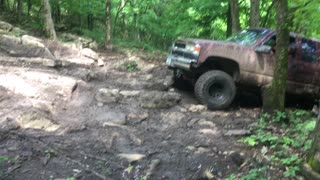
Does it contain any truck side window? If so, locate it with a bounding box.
[301,39,317,63]
[263,36,296,55]
[264,36,276,47]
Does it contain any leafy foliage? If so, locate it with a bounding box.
[239,110,316,178]
[119,61,140,72]
[1,0,319,50]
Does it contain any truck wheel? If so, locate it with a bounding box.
[195,70,236,110]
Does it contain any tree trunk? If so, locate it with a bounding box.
[55,2,61,23]
[229,0,240,34]
[17,0,22,22]
[134,12,140,41]
[226,4,232,37]
[42,0,57,40]
[306,115,320,174]
[250,0,260,28]
[27,0,31,16]
[0,0,5,14]
[262,1,275,27]
[114,0,129,36]
[87,14,93,30]
[262,0,289,111]
[105,0,112,48]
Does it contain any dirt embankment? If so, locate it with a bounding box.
[0,20,260,180]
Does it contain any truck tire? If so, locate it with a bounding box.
[195,70,236,110]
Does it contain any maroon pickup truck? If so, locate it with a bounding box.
[166,29,320,109]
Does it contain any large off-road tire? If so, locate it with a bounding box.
[194,70,236,110]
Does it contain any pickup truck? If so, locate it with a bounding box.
[166,29,320,109]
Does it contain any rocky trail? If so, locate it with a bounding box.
[0,21,261,180]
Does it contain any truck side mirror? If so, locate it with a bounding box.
[255,45,272,53]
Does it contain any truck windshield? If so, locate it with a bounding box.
[226,29,270,46]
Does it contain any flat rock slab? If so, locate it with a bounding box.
[0,67,77,99]
[95,112,127,125]
[95,88,181,109]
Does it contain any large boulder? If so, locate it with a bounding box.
[11,27,27,36]
[0,34,56,60]
[0,21,13,32]
[139,91,181,109]
[0,34,21,50]
[80,48,99,61]
[21,35,45,48]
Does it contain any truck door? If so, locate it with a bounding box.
[295,38,318,85]
[287,36,299,83]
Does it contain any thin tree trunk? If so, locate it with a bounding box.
[42,0,57,40]
[105,0,112,48]
[55,2,61,23]
[87,14,93,30]
[27,0,31,16]
[229,0,241,34]
[226,4,232,37]
[134,12,140,41]
[113,0,129,35]
[262,1,275,27]
[0,0,5,14]
[263,0,289,111]
[17,0,22,22]
[250,0,260,28]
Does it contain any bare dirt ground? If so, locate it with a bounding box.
[0,36,262,179]
[0,49,261,180]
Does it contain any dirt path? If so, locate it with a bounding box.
[0,49,261,180]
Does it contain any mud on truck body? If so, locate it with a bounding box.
[166,29,320,110]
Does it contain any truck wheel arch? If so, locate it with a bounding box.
[198,57,240,82]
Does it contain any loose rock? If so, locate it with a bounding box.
[80,48,99,61]
[188,104,207,113]
[119,90,140,98]
[145,75,174,91]
[118,153,145,163]
[0,117,20,132]
[95,88,121,103]
[96,112,127,126]
[198,119,215,128]
[17,111,59,132]
[224,129,251,136]
[139,91,181,109]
